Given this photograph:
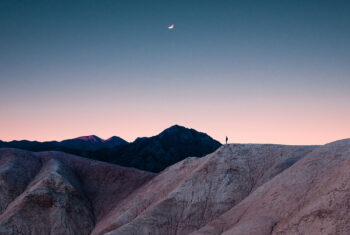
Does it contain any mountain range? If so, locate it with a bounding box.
[0,125,222,172]
[0,134,127,151]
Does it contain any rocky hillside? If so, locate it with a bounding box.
[1,139,350,234]
[0,149,154,235]
[193,139,350,235]
[95,144,316,235]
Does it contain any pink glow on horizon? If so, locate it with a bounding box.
[1,98,349,145]
[1,76,349,145]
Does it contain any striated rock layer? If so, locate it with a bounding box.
[193,139,350,235]
[100,144,316,235]
[1,139,350,234]
[0,148,154,235]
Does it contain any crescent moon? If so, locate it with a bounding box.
[168,24,174,29]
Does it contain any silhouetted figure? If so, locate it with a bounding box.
[225,136,228,145]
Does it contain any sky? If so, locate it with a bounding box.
[1,0,349,144]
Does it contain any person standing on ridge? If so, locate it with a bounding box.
[225,136,228,145]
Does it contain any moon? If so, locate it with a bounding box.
[168,24,174,29]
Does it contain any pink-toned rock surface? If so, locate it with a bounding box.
[0,158,94,234]
[99,144,315,235]
[2,139,350,235]
[0,148,154,235]
[36,151,155,221]
[0,150,42,215]
[192,139,350,235]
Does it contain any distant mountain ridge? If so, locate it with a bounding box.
[0,135,128,152]
[60,135,128,150]
[75,135,103,142]
[0,125,222,172]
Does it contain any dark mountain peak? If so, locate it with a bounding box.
[165,124,185,129]
[158,125,216,143]
[159,124,193,136]
[104,136,128,146]
[167,124,186,130]
[133,137,148,143]
[104,136,126,142]
[75,135,102,143]
[104,125,222,172]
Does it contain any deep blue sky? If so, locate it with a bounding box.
[1,0,349,144]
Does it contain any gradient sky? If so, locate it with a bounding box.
[1,0,349,144]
